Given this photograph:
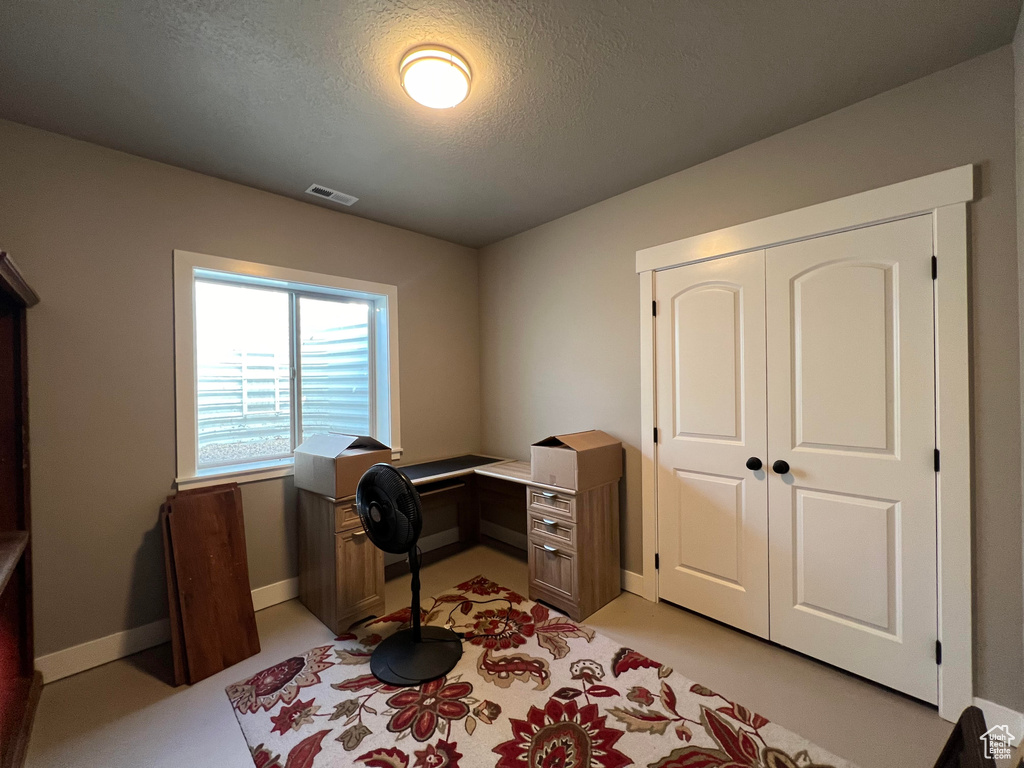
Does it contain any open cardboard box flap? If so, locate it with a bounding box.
[535,430,621,452]
[294,433,391,498]
[531,429,622,491]
[294,433,389,457]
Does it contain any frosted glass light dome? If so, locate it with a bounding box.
[400,46,471,109]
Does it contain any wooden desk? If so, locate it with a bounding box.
[400,454,512,485]
[390,457,529,576]
[404,457,565,492]
[297,456,518,634]
[407,458,621,621]
[297,455,619,632]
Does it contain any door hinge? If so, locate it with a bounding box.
[935,640,942,665]
[653,427,659,444]
[652,300,657,317]
[931,255,937,280]
[934,449,940,472]
[655,553,660,570]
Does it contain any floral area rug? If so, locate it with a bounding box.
[226,575,856,768]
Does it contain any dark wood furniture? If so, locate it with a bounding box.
[932,706,996,768]
[162,483,260,685]
[0,253,40,768]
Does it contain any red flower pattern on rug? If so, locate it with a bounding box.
[367,606,427,629]
[386,676,473,741]
[467,601,595,660]
[226,576,857,768]
[494,695,630,768]
[455,575,505,595]
[227,645,333,714]
[413,740,462,768]
[270,698,319,735]
[467,606,537,650]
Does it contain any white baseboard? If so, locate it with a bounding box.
[36,576,300,684]
[384,527,462,566]
[37,550,643,684]
[251,576,299,611]
[480,520,527,550]
[35,617,172,685]
[974,697,1024,745]
[621,569,643,595]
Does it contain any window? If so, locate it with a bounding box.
[174,250,400,487]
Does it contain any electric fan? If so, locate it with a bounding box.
[355,464,463,686]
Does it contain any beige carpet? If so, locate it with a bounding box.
[227,575,856,768]
[25,546,951,768]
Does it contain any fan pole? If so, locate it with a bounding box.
[409,546,422,643]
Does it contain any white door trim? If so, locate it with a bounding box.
[639,270,659,602]
[636,165,975,721]
[636,165,974,274]
[933,202,972,719]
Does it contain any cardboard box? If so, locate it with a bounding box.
[293,434,391,499]
[531,430,622,491]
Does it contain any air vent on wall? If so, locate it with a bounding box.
[305,184,359,206]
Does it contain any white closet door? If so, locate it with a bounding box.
[766,215,938,703]
[655,250,769,637]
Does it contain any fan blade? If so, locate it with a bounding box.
[355,464,423,554]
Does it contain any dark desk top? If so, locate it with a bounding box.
[398,455,505,482]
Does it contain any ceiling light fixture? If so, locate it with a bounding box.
[400,45,471,109]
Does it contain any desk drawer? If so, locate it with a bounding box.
[528,542,577,602]
[528,514,576,549]
[336,527,385,631]
[335,496,359,532]
[526,486,576,521]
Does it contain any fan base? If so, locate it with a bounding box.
[370,626,463,687]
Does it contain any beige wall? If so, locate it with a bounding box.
[0,119,481,657]
[480,47,1024,710]
[1,41,1020,711]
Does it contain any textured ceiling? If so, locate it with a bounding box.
[0,1,1020,247]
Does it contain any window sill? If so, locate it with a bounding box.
[175,447,404,491]
[176,459,295,491]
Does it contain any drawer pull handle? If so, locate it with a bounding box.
[542,544,559,553]
[351,530,367,538]
[540,491,558,499]
[540,519,557,527]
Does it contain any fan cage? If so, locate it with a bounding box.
[356,464,422,554]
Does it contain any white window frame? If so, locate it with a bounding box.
[173,250,401,489]
[635,165,975,722]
